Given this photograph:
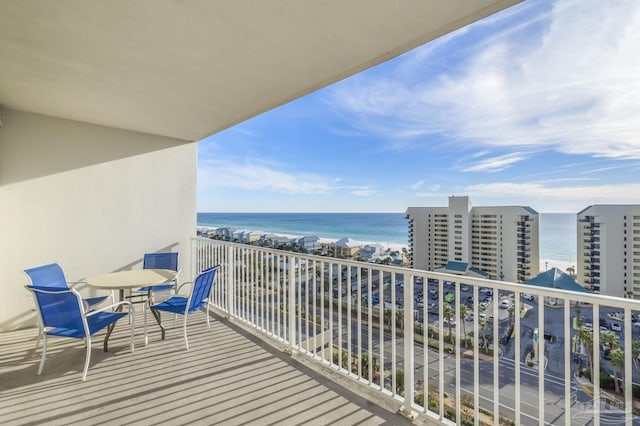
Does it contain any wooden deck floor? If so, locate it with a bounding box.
[0,311,418,426]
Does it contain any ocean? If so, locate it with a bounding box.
[197,212,577,262]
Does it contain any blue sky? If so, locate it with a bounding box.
[198,0,640,214]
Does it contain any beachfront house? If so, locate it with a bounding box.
[215,227,236,241]
[262,234,294,248]
[335,237,362,258]
[361,243,386,261]
[4,2,640,425]
[295,235,320,250]
[233,230,261,244]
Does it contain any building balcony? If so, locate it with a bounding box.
[6,239,640,426]
[0,311,409,425]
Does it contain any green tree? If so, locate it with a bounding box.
[384,308,393,333]
[600,330,619,353]
[632,341,640,371]
[459,304,468,347]
[609,347,625,394]
[574,305,582,327]
[396,368,405,395]
[360,353,379,380]
[508,304,515,330]
[576,326,594,378]
[396,309,404,332]
[443,302,453,342]
[480,318,488,349]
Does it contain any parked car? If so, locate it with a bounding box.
[460,284,470,292]
[584,322,593,330]
[442,318,456,327]
[522,293,535,301]
[499,300,511,309]
[611,322,622,332]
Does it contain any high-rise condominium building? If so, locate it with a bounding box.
[577,205,640,298]
[406,196,540,282]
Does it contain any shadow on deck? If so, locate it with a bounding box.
[0,311,418,425]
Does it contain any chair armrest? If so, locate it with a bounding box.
[86,301,133,317]
[69,281,114,300]
[176,281,192,295]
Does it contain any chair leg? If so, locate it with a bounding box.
[143,302,148,346]
[82,337,92,381]
[183,315,189,350]
[129,304,135,353]
[206,303,211,329]
[35,321,42,348]
[37,333,47,375]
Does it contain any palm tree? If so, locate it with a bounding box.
[384,308,393,333]
[443,302,453,343]
[576,326,594,378]
[507,304,515,330]
[632,340,640,371]
[360,353,379,380]
[396,309,404,332]
[600,330,619,353]
[459,304,468,347]
[480,318,488,349]
[609,347,624,394]
[574,305,582,327]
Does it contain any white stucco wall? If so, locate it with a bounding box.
[0,109,197,331]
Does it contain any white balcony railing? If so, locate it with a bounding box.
[192,238,640,425]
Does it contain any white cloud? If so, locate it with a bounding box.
[463,181,640,211]
[331,0,640,160]
[431,184,441,191]
[460,153,527,172]
[410,180,425,190]
[199,159,331,195]
[415,192,444,198]
[351,189,378,197]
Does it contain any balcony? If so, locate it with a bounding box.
[5,239,640,425]
[5,1,583,424]
[0,311,410,425]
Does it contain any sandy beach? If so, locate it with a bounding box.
[200,226,572,276]
[540,258,575,273]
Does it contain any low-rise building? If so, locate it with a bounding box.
[335,237,362,258]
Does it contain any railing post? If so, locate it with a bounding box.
[227,244,235,316]
[402,273,414,418]
[288,254,296,348]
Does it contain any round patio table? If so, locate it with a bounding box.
[88,269,178,351]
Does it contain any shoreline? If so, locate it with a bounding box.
[539,259,575,273]
[197,226,408,252]
[198,226,574,273]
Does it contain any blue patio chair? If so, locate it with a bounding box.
[24,263,114,347]
[129,252,180,303]
[144,265,219,350]
[25,285,134,381]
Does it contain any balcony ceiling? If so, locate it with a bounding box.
[0,0,520,141]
